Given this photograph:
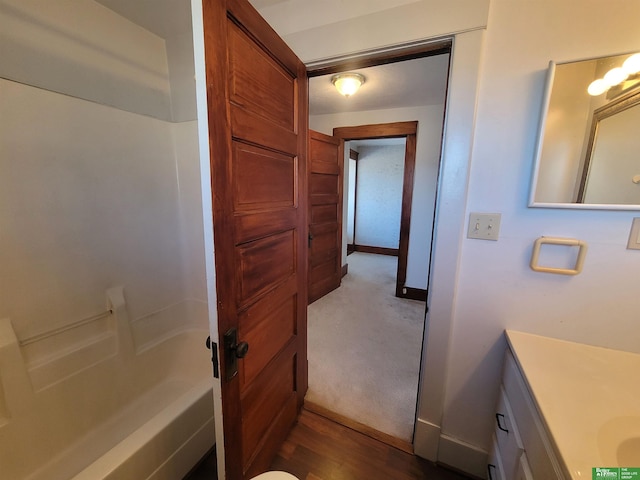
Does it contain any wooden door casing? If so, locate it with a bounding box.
[333,122,418,300]
[308,130,343,304]
[202,0,308,478]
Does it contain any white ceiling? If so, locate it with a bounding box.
[308,55,449,116]
[94,0,450,116]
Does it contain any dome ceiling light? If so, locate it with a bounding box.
[331,73,365,97]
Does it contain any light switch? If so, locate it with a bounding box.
[467,212,501,241]
[627,218,640,250]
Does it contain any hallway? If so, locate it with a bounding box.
[306,252,426,443]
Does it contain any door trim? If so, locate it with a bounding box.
[307,39,452,78]
[333,121,418,299]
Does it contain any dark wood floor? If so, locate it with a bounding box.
[187,409,470,480]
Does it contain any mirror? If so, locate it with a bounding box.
[530,52,640,209]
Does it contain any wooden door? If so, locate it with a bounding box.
[201,0,308,478]
[308,130,343,304]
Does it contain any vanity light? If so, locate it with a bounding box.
[588,53,640,96]
[587,79,608,96]
[623,53,640,75]
[603,67,628,87]
[331,73,365,97]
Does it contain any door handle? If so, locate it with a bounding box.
[496,413,509,433]
[308,232,314,248]
[223,328,249,381]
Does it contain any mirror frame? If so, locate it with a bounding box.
[576,87,640,202]
[529,60,640,210]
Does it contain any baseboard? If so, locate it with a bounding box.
[353,244,399,257]
[413,420,486,479]
[397,287,427,301]
[341,263,348,277]
[413,418,440,461]
[303,401,413,454]
[437,434,488,479]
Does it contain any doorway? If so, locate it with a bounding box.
[305,48,451,447]
[334,122,418,300]
[345,138,407,259]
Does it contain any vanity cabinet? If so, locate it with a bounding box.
[488,350,565,480]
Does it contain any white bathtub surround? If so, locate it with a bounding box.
[109,286,135,360]
[506,330,640,478]
[0,314,213,480]
[0,4,212,479]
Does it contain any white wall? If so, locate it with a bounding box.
[441,0,640,460]
[166,31,198,122]
[346,156,356,245]
[310,104,445,290]
[354,145,405,249]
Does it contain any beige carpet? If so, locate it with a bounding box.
[306,252,426,442]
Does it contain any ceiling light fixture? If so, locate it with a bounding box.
[331,73,365,97]
[587,52,640,96]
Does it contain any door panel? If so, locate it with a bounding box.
[237,230,296,306]
[310,258,338,284]
[228,23,295,130]
[235,209,297,244]
[233,143,295,210]
[238,287,296,388]
[311,205,338,227]
[202,0,308,478]
[241,354,296,463]
[308,130,343,304]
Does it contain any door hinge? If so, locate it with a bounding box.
[205,336,219,379]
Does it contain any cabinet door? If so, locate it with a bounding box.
[488,435,506,480]
[516,454,534,480]
[495,387,525,478]
[503,351,565,479]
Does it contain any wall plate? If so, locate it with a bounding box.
[467,212,501,241]
[627,218,640,250]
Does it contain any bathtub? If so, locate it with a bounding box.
[0,288,215,480]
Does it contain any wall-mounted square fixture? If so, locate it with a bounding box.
[530,236,588,275]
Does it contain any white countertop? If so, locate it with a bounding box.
[505,330,640,479]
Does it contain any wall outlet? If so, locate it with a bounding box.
[627,218,640,250]
[467,212,501,241]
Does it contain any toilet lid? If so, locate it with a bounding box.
[250,472,299,480]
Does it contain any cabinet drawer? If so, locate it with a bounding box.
[503,351,565,479]
[495,387,524,479]
[488,434,506,480]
